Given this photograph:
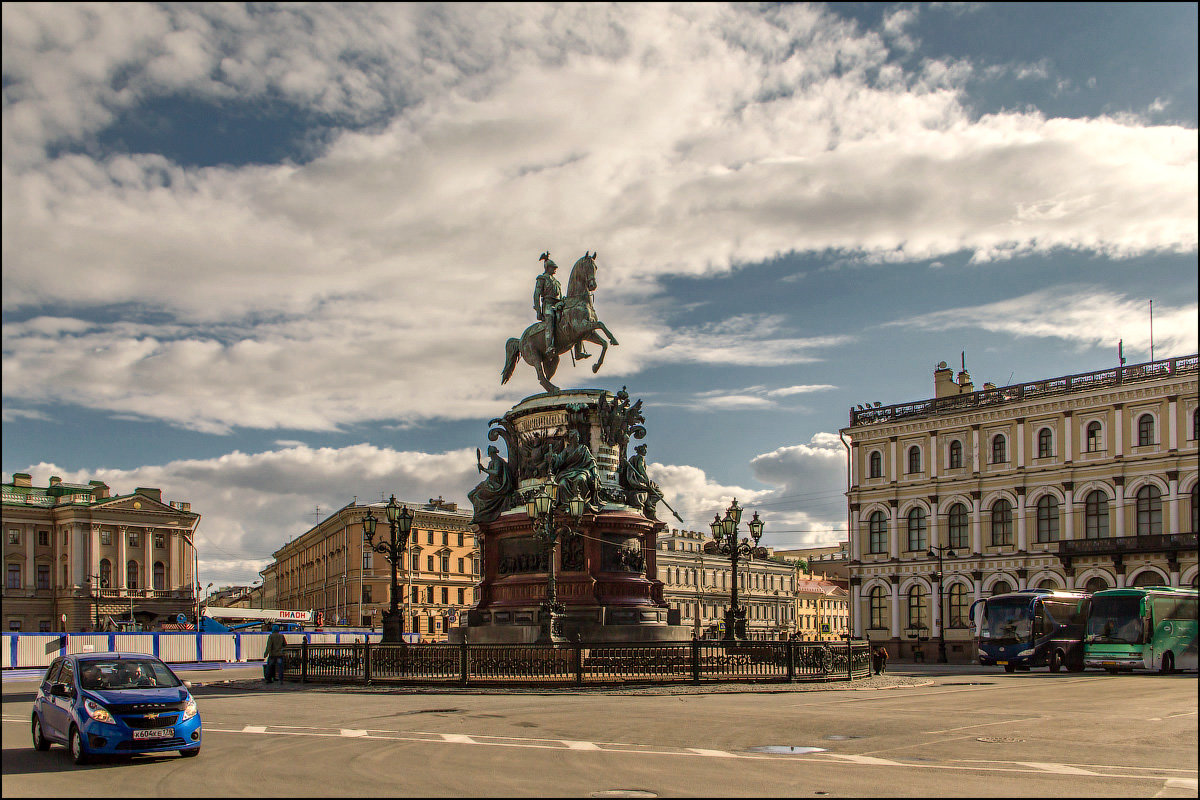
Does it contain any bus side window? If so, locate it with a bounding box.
[1034,608,1046,637]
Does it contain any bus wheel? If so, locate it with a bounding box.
[1159,652,1174,675]
[1048,651,1062,673]
[1004,664,1015,673]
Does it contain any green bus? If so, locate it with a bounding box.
[1083,587,1198,673]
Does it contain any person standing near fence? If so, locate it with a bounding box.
[264,625,286,683]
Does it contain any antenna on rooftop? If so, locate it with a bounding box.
[312,505,320,528]
[1119,339,1126,366]
[1149,300,1154,362]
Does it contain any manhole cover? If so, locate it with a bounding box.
[825,735,861,740]
[590,792,658,799]
[748,745,827,754]
[976,736,1024,743]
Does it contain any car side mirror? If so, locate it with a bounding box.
[50,683,73,698]
[182,680,192,690]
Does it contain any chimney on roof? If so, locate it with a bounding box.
[49,476,62,487]
[135,487,162,502]
[11,473,32,488]
[933,361,957,398]
[89,481,110,499]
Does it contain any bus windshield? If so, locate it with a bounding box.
[1087,595,1143,644]
[985,599,1032,644]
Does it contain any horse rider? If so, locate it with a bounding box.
[533,251,588,360]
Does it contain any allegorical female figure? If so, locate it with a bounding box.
[550,429,601,510]
[468,445,515,524]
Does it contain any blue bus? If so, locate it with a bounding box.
[971,589,1090,672]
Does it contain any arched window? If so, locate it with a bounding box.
[1130,571,1166,588]
[1137,414,1155,447]
[869,586,887,629]
[906,507,927,552]
[990,499,1013,546]
[1086,421,1103,452]
[98,559,111,589]
[126,560,138,590]
[948,439,963,469]
[948,583,968,628]
[869,451,883,478]
[1193,408,1199,440]
[991,580,1012,596]
[868,511,887,554]
[1037,578,1059,590]
[907,585,927,629]
[153,562,165,591]
[947,503,969,549]
[1084,576,1110,594]
[1136,484,1162,535]
[1037,427,1054,458]
[991,434,1007,464]
[907,446,922,474]
[1085,490,1110,539]
[1036,495,1059,543]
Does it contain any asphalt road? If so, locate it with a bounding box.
[3,664,1196,797]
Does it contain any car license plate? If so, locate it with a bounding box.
[997,661,1008,665]
[1102,661,1116,666]
[133,728,174,740]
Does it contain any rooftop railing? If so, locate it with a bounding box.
[849,354,1197,427]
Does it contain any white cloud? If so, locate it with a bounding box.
[892,287,1199,359]
[746,432,848,549]
[2,3,1195,433]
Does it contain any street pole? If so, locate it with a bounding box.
[926,543,955,664]
[705,499,765,643]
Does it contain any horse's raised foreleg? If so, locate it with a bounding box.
[583,332,609,373]
[593,320,619,346]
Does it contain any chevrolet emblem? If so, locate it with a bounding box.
[143,712,161,719]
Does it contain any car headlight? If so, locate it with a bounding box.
[181,696,198,721]
[83,698,114,724]
[1017,649,1034,657]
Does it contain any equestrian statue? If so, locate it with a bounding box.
[501,251,619,393]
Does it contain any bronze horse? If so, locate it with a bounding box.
[501,253,619,393]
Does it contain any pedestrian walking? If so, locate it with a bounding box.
[872,644,888,675]
[264,625,287,683]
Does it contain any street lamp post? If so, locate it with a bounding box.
[362,494,415,644]
[704,499,765,642]
[926,543,956,664]
[525,483,587,644]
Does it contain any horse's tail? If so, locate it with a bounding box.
[500,337,521,384]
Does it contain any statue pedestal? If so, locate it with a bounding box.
[380,610,405,644]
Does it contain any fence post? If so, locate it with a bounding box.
[460,640,469,686]
[691,638,701,684]
[301,639,309,683]
[574,638,583,686]
[847,638,853,681]
[364,639,372,685]
[786,639,795,682]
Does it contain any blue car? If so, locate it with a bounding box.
[32,652,202,764]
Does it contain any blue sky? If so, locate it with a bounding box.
[3,3,1196,586]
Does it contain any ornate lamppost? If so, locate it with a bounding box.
[526,482,587,644]
[362,494,414,644]
[926,543,956,664]
[703,499,765,642]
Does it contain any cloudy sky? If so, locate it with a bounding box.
[3,2,1196,587]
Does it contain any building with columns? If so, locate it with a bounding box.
[657,527,798,639]
[261,497,478,641]
[2,474,200,631]
[842,354,1198,663]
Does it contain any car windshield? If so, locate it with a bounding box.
[77,658,181,690]
[984,599,1032,644]
[1087,596,1144,645]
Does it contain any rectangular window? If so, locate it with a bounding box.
[410,552,419,571]
[427,531,433,545]
[457,532,464,547]
[473,559,480,576]
[39,620,52,632]
[441,587,449,604]
[8,620,21,632]
[413,615,420,633]
[457,587,465,605]
[411,586,419,603]
[7,530,19,545]
[128,531,139,547]
[362,585,372,604]
[363,551,373,570]
[427,555,434,572]
[38,530,49,547]
[427,616,435,634]
[440,555,449,572]
[441,531,448,546]
[457,558,465,574]
[7,564,21,589]
[63,531,69,546]
[411,529,418,544]
[100,530,112,546]
[37,564,50,590]
[155,533,165,548]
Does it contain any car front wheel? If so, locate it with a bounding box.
[69,726,89,765]
[32,716,51,751]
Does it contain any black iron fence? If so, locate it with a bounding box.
[282,639,872,686]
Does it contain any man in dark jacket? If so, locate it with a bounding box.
[264,626,287,683]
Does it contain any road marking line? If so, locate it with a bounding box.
[241,725,267,733]
[563,740,601,750]
[826,754,903,766]
[1165,778,1199,790]
[686,748,737,758]
[925,716,1041,734]
[340,729,368,737]
[956,759,1196,774]
[439,733,477,744]
[1165,711,1198,718]
[1148,717,1163,721]
[1018,762,1101,776]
